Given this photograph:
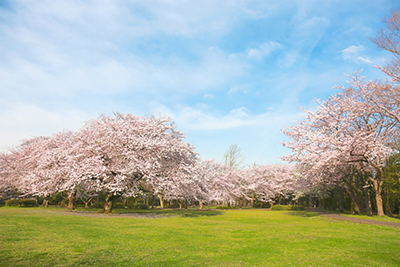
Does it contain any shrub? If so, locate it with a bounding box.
[134,204,149,210]
[19,199,38,207]
[253,202,272,208]
[5,199,20,206]
[271,205,305,211]
[290,205,305,211]
[215,206,237,209]
[92,201,105,209]
[112,202,125,209]
[5,199,38,207]
[271,205,289,210]
[253,202,263,208]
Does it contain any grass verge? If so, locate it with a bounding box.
[0,207,399,266]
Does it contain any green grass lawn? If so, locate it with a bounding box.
[0,207,399,266]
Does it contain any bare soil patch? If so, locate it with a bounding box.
[312,208,400,228]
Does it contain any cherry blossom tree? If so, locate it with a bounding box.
[371,10,400,82]
[208,162,245,206]
[1,112,197,213]
[144,163,199,209]
[188,159,225,208]
[283,75,398,216]
[10,132,84,209]
[74,113,197,213]
[245,164,300,207]
[0,151,21,199]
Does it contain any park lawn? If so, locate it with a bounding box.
[0,207,399,266]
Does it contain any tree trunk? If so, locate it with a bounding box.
[67,191,76,210]
[344,174,361,215]
[398,177,400,215]
[199,201,203,209]
[364,186,372,216]
[42,199,49,208]
[386,194,393,216]
[102,193,116,214]
[353,200,361,215]
[251,193,255,208]
[370,178,384,217]
[84,197,92,208]
[376,193,384,217]
[158,194,164,209]
[337,198,344,213]
[346,192,361,214]
[179,202,183,209]
[151,195,155,209]
[335,189,344,212]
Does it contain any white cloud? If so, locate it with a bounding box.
[0,1,254,102]
[247,41,282,60]
[0,102,92,152]
[204,94,215,99]
[3,0,250,41]
[0,0,391,166]
[229,107,249,118]
[174,105,297,132]
[341,45,373,64]
[227,84,251,95]
[0,46,249,103]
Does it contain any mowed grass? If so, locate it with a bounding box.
[0,207,399,266]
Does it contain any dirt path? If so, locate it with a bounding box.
[311,208,400,228]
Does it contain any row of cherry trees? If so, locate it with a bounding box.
[0,113,196,212]
[282,10,400,216]
[0,113,300,213]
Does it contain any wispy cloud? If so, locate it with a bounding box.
[0,0,396,164]
[174,104,297,132]
[0,101,92,152]
[247,41,282,60]
[227,84,251,95]
[341,45,373,64]
[229,107,249,118]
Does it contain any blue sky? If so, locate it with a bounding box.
[0,0,399,166]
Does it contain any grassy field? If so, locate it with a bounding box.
[0,207,399,266]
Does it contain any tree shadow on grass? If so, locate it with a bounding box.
[117,209,224,218]
[285,210,322,218]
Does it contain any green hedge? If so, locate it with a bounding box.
[215,206,237,209]
[92,202,104,209]
[5,199,20,206]
[20,199,38,207]
[133,204,149,210]
[271,205,305,211]
[5,199,38,207]
[113,202,125,209]
[290,205,305,211]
